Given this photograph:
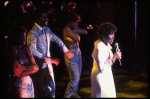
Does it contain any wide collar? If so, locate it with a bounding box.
[108,42,112,49]
[99,40,112,50]
[34,22,43,31]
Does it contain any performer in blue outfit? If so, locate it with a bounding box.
[27,9,73,98]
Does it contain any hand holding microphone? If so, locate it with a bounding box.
[113,42,122,66]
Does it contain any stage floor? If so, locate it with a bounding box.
[6,56,148,98]
[55,67,148,98]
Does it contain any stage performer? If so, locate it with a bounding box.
[9,26,39,98]
[27,9,73,98]
[63,13,87,98]
[91,22,121,98]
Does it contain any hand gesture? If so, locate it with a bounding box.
[44,57,60,66]
[32,65,39,73]
[51,58,60,66]
[112,50,122,62]
[13,62,26,77]
[65,51,74,58]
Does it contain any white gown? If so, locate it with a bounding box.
[91,40,116,98]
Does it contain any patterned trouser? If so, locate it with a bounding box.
[10,76,34,98]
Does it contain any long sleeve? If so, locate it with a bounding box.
[49,28,68,53]
[97,42,111,72]
[27,30,45,60]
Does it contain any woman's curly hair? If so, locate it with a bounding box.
[97,22,117,40]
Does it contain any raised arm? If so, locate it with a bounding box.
[63,27,80,42]
[72,27,87,35]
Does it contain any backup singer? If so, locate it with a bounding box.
[91,22,121,98]
[9,26,39,98]
[63,13,87,98]
[27,9,73,98]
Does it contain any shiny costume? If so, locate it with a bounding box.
[27,23,68,98]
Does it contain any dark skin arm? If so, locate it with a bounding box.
[63,27,80,42]
[11,47,25,77]
[11,47,39,77]
[72,27,87,35]
[44,57,60,66]
[20,47,39,77]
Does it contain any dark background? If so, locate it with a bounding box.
[4,1,148,97]
[51,1,148,79]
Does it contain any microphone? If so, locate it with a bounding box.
[114,42,122,66]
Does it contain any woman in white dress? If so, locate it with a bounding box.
[91,22,121,98]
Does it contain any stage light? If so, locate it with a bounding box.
[87,24,93,30]
[4,1,9,7]
[4,35,8,39]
